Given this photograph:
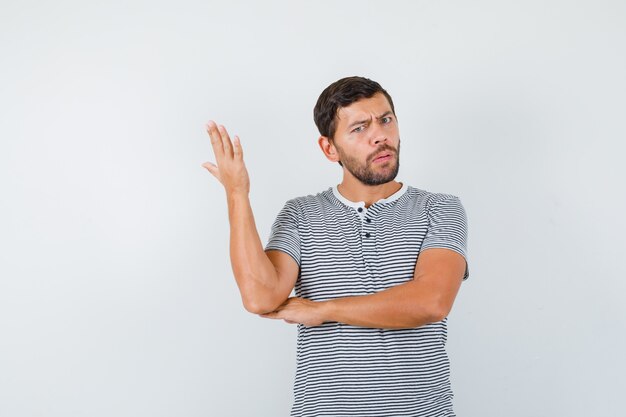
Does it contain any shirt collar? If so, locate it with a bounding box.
[331,182,408,209]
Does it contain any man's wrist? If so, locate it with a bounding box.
[318,299,336,324]
[226,189,249,201]
[226,190,250,213]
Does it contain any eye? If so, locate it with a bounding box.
[352,125,365,133]
[382,116,392,123]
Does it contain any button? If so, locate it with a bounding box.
[357,207,363,212]
[365,218,371,223]
[365,232,371,238]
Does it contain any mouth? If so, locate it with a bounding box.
[372,152,393,163]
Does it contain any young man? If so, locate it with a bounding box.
[202,76,470,417]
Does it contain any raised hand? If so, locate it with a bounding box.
[202,120,250,196]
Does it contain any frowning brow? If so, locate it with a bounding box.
[347,111,394,129]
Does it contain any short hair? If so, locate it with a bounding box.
[313,76,396,142]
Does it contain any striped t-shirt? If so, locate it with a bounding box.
[264,182,469,417]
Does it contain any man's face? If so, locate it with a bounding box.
[331,92,400,186]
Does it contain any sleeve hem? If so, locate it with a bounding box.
[264,246,301,268]
[420,244,470,281]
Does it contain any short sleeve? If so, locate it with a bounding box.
[421,194,470,280]
[264,199,301,267]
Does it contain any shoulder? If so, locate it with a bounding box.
[276,187,334,216]
[404,185,463,210]
[281,187,336,211]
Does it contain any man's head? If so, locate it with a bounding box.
[314,76,400,186]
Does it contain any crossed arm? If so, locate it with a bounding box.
[258,247,467,329]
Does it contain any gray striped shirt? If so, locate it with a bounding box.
[264,182,469,417]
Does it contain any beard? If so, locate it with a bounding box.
[336,140,401,186]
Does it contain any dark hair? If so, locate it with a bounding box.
[313,76,396,142]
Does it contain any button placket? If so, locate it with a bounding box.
[360,205,378,292]
[362,208,374,241]
[351,205,377,239]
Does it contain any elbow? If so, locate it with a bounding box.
[431,301,453,322]
[242,298,259,314]
[239,267,282,315]
[419,300,452,324]
[242,294,280,315]
[242,297,266,315]
[430,309,448,323]
[238,277,276,314]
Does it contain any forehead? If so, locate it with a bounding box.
[336,92,392,124]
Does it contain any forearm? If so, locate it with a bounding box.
[227,191,278,311]
[319,279,444,329]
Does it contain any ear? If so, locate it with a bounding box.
[317,135,340,163]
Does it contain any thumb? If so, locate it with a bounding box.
[201,161,220,180]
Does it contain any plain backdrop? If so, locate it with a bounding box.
[1,0,625,416]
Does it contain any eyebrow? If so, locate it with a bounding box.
[347,111,394,129]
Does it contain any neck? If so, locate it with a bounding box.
[337,177,403,208]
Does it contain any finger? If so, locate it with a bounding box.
[262,310,281,318]
[218,124,234,158]
[201,161,221,181]
[233,135,243,160]
[206,121,225,160]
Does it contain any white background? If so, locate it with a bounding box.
[1,1,625,416]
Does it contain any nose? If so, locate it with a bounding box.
[369,123,388,146]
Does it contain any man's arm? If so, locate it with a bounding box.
[226,193,300,313]
[259,247,465,328]
[202,121,296,314]
[317,248,466,329]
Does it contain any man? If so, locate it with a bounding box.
[202,76,470,417]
